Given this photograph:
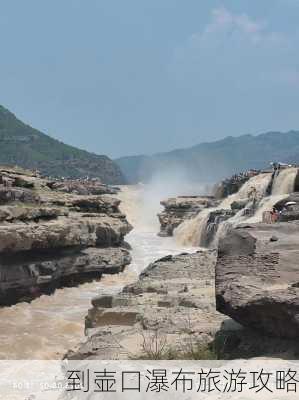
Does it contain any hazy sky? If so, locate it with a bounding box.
[1,0,299,158]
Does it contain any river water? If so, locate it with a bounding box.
[0,185,193,359]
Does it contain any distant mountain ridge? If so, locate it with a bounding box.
[115,131,299,184]
[0,105,125,184]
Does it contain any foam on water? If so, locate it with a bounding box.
[174,173,272,246]
[271,167,297,195]
[174,169,298,247]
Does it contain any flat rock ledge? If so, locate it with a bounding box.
[0,166,132,305]
[216,221,299,339]
[66,251,231,360]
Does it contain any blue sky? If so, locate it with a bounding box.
[1,0,299,157]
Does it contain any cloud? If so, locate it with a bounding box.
[205,7,262,35]
[172,7,299,91]
[190,7,285,47]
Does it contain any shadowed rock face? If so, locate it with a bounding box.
[0,166,132,305]
[216,223,299,339]
[275,193,299,222]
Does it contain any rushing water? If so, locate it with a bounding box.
[174,168,298,247]
[271,167,297,195]
[0,185,192,360]
[174,173,273,246]
[0,169,296,359]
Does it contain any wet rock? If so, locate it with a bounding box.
[158,196,219,237]
[273,193,299,222]
[203,209,235,247]
[270,235,278,242]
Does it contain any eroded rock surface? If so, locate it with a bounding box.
[216,222,299,339]
[67,251,230,360]
[46,178,119,195]
[0,166,132,305]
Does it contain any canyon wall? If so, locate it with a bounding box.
[0,166,132,305]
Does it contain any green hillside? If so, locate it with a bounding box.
[0,105,125,184]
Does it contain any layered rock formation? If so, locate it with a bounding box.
[46,178,119,195]
[216,222,299,339]
[158,196,219,237]
[67,251,229,359]
[0,166,132,305]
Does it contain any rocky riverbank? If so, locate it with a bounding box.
[67,167,299,360]
[0,166,132,305]
[67,250,230,359]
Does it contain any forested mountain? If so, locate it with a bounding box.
[0,105,125,184]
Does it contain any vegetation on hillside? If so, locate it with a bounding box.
[0,105,125,184]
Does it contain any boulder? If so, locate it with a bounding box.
[216,222,299,339]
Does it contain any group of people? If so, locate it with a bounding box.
[270,161,294,172]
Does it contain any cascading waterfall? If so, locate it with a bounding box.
[271,167,297,195]
[174,168,298,248]
[174,208,216,247]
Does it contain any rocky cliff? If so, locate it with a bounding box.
[0,166,132,305]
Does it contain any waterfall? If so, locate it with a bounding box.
[174,208,216,247]
[271,167,298,195]
[174,172,273,247]
[175,168,299,248]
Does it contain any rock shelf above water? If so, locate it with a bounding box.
[0,166,132,305]
[67,251,229,360]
